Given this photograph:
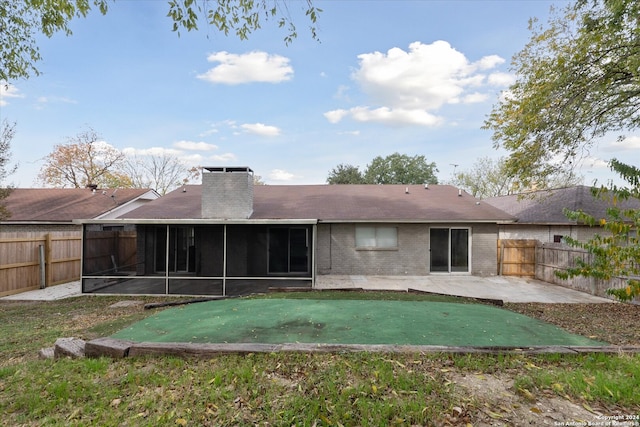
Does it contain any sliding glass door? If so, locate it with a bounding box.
[430,228,470,273]
[268,227,309,274]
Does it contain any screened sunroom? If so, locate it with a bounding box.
[80,221,315,296]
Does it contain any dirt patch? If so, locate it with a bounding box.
[505,302,640,346]
[448,371,602,426]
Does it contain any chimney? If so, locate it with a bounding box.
[201,167,254,219]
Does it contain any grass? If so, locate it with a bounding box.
[0,293,638,425]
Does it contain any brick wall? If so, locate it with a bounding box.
[317,222,499,276]
[317,223,429,275]
[497,224,604,244]
[201,167,253,219]
[470,223,499,275]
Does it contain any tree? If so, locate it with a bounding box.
[483,0,640,189]
[0,0,109,82]
[253,174,266,185]
[326,163,365,184]
[38,128,129,188]
[0,120,17,219]
[119,152,200,195]
[1,0,320,82]
[364,153,438,185]
[167,0,321,45]
[558,159,640,302]
[450,156,582,198]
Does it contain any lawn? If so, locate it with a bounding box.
[0,292,638,426]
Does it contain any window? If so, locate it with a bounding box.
[553,235,563,243]
[355,226,398,249]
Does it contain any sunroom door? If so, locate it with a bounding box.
[430,228,470,273]
[268,227,309,274]
[154,226,195,274]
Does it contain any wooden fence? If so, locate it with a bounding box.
[0,232,82,297]
[535,243,632,299]
[497,239,537,277]
[498,239,632,299]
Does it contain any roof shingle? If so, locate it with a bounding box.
[1,188,156,222]
[120,184,515,222]
[484,186,640,224]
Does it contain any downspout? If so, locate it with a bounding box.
[223,224,227,296]
[312,224,317,289]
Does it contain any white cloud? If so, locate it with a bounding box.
[324,109,350,124]
[325,41,508,127]
[122,146,183,157]
[198,128,219,137]
[353,41,504,110]
[197,51,293,84]
[269,169,296,181]
[241,123,281,137]
[209,153,237,162]
[180,153,205,165]
[350,106,442,127]
[462,92,488,104]
[602,135,640,152]
[173,140,218,151]
[475,55,505,70]
[579,156,609,169]
[37,96,77,105]
[0,82,23,106]
[488,72,516,86]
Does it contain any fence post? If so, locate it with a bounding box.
[39,244,46,289]
[45,233,53,287]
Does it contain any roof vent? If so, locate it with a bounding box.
[458,188,462,197]
[405,187,409,194]
[424,183,429,189]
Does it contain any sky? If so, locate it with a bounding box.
[1,0,639,188]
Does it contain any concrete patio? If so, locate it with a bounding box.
[2,275,614,303]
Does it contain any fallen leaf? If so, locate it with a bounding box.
[530,407,542,414]
[486,410,503,419]
[518,387,535,401]
[603,385,614,397]
[67,408,81,420]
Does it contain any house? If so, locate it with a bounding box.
[484,186,640,243]
[485,186,640,298]
[1,187,160,230]
[0,187,160,296]
[77,167,515,297]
